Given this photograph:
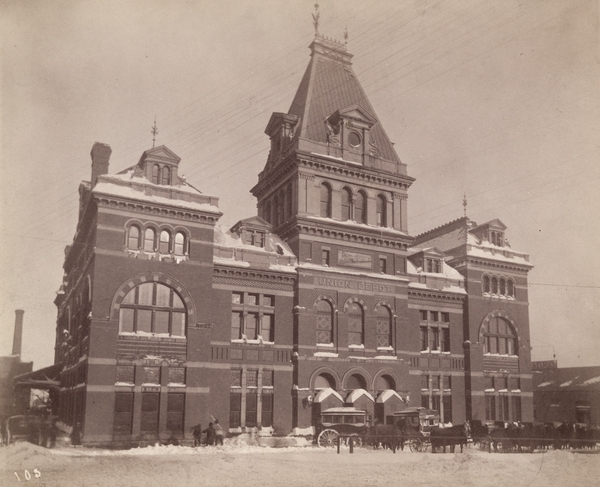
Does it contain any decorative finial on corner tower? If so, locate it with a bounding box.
[344,25,349,47]
[463,192,468,218]
[151,116,159,148]
[312,3,320,37]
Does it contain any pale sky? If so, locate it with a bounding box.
[1,0,598,370]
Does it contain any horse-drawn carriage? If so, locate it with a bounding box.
[315,407,373,447]
[392,407,440,452]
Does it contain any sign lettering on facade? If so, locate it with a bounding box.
[338,250,372,269]
[315,277,394,294]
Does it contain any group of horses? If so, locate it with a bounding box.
[362,420,599,453]
[471,420,600,453]
[363,420,471,453]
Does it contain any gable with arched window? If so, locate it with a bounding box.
[119,282,187,337]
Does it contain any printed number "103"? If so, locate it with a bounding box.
[14,470,41,481]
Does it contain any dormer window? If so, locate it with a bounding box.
[490,231,504,247]
[425,258,442,273]
[348,131,362,147]
[162,166,171,185]
[250,231,265,248]
[152,164,160,184]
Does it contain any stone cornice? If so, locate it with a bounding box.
[252,151,414,199]
[95,195,221,224]
[407,289,466,303]
[450,257,532,274]
[277,219,412,250]
[213,266,296,289]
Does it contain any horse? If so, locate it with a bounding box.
[366,423,405,452]
[430,421,471,453]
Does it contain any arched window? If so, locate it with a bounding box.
[355,191,366,224]
[347,302,364,346]
[491,277,499,294]
[341,187,352,221]
[499,278,506,295]
[320,183,332,218]
[152,165,160,184]
[376,306,393,348]
[174,232,186,255]
[481,317,518,356]
[483,275,491,293]
[314,373,336,390]
[507,279,515,298]
[127,225,140,249]
[316,299,333,344]
[376,374,396,391]
[347,374,366,390]
[159,230,171,254]
[119,282,186,337]
[144,228,156,252]
[376,195,387,227]
[161,166,170,185]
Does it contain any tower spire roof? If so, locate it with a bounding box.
[286,30,401,165]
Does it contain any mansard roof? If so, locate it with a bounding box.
[287,35,401,164]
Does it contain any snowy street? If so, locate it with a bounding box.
[2,440,598,487]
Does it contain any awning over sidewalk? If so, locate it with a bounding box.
[13,363,62,390]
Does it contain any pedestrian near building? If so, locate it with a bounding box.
[214,419,224,446]
[203,422,216,446]
[191,423,202,447]
[70,421,82,447]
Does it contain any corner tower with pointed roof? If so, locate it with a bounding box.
[252,32,417,430]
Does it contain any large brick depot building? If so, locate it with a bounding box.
[51,34,534,446]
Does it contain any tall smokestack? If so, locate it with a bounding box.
[90,142,112,188]
[12,309,24,356]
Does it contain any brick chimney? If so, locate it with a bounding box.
[90,142,112,188]
[12,309,24,356]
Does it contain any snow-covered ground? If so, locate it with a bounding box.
[1,438,599,487]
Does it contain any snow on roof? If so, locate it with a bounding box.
[582,376,600,386]
[213,224,296,258]
[559,378,577,387]
[346,388,374,403]
[93,178,221,214]
[313,388,343,404]
[406,259,464,281]
[466,233,531,266]
[537,381,554,388]
[376,390,404,404]
[107,168,205,196]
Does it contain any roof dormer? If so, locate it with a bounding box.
[408,247,445,274]
[134,145,182,186]
[264,113,300,170]
[469,219,508,247]
[230,216,273,249]
[325,105,377,164]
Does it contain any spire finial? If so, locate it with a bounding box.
[312,4,320,36]
[344,25,348,46]
[151,116,158,148]
[463,192,468,218]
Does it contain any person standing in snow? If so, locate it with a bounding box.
[203,422,216,446]
[214,419,224,446]
[70,421,82,447]
[191,423,202,447]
